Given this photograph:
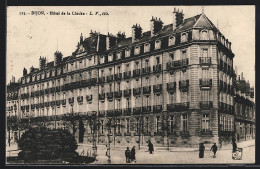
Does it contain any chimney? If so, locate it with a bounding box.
[116,31,126,43]
[12,76,15,83]
[241,72,244,81]
[23,68,27,76]
[80,33,83,44]
[132,24,142,42]
[150,16,163,37]
[106,33,117,50]
[54,51,63,66]
[39,56,46,70]
[30,66,35,73]
[173,8,184,30]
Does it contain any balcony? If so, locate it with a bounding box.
[153,84,162,94]
[167,82,176,94]
[40,103,44,108]
[71,81,81,89]
[167,102,190,112]
[142,106,151,113]
[56,86,60,92]
[26,105,30,110]
[69,97,74,104]
[40,90,44,96]
[199,79,212,89]
[62,99,66,105]
[133,87,142,96]
[124,89,131,98]
[45,88,50,94]
[56,100,60,106]
[114,90,122,98]
[133,69,141,77]
[219,59,223,71]
[153,105,163,113]
[133,107,142,115]
[31,104,35,110]
[86,95,93,102]
[227,104,234,114]
[223,62,227,72]
[30,92,35,97]
[124,71,131,79]
[114,73,122,81]
[199,57,211,66]
[21,93,29,99]
[99,93,105,101]
[36,104,39,109]
[179,80,189,92]
[142,67,151,75]
[50,87,55,93]
[45,102,50,107]
[200,101,213,110]
[123,108,132,116]
[167,59,189,71]
[50,101,55,107]
[107,92,114,101]
[35,91,40,97]
[219,102,227,113]
[84,78,97,87]
[107,75,114,83]
[143,86,151,95]
[98,110,106,117]
[114,109,123,116]
[99,76,106,84]
[218,80,223,91]
[106,110,114,117]
[77,96,83,103]
[21,106,25,111]
[153,64,162,73]
[223,82,228,93]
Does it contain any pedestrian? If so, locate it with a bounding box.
[199,143,205,158]
[148,141,154,154]
[232,140,237,153]
[130,146,136,162]
[125,147,131,163]
[210,143,218,158]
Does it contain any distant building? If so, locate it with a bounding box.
[8,8,255,146]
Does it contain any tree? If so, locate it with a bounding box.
[62,113,81,136]
[17,126,78,163]
[105,115,124,147]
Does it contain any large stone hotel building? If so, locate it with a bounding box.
[7,9,255,146]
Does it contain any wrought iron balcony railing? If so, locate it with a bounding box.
[124,89,131,98]
[107,75,114,83]
[133,69,141,77]
[200,101,213,110]
[45,102,50,107]
[142,67,151,75]
[114,90,122,98]
[86,95,93,102]
[153,64,162,73]
[199,79,212,89]
[167,102,190,112]
[55,86,60,92]
[179,80,189,92]
[50,87,55,93]
[133,107,142,115]
[77,96,83,102]
[133,87,142,96]
[62,99,66,105]
[99,93,105,101]
[123,108,132,116]
[142,106,151,113]
[99,76,106,84]
[153,84,162,93]
[124,71,131,79]
[114,73,122,81]
[114,109,123,116]
[56,100,61,106]
[143,86,151,95]
[45,88,50,94]
[199,57,211,66]
[153,105,162,113]
[167,82,176,94]
[107,92,114,100]
[69,97,74,104]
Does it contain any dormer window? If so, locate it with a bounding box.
[134,46,140,55]
[181,33,187,43]
[201,30,208,40]
[169,36,175,46]
[125,49,131,57]
[32,75,35,82]
[57,68,61,75]
[155,40,161,50]
[41,73,45,79]
[144,43,150,53]
[116,51,122,60]
[108,53,113,62]
[46,71,50,78]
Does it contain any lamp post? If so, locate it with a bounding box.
[92,111,97,158]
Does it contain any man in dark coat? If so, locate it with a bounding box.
[210,143,218,158]
[130,146,136,162]
[199,143,205,158]
[232,140,237,153]
[148,141,154,154]
[125,147,131,163]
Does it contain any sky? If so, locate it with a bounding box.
[6,6,255,87]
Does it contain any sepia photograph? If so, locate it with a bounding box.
[6,6,255,165]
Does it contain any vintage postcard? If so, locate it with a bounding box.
[6,6,255,165]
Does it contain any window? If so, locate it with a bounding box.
[100,56,105,64]
[169,115,175,133]
[109,84,112,92]
[108,54,113,62]
[135,61,139,69]
[145,59,149,67]
[101,70,104,77]
[136,118,140,133]
[155,116,160,133]
[125,49,130,57]
[126,64,130,72]
[134,46,140,55]
[145,117,149,134]
[169,36,175,46]
[227,116,231,131]
[126,118,130,133]
[117,66,121,73]
[181,114,188,132]
[201,30,208,40]
[181,33,187,43]
[144,43,150,53]
[230,116,233,131]
[202,114,209,132]
[116,51,121,60]
[156,57,160,65]
[202,49,208,57]
[155,40,161,50]
[181,50,187,59]
[170,52,174,60]
[117,119,121,134]
[126,98,130,109]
